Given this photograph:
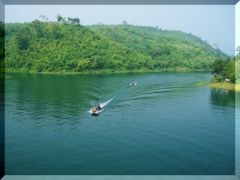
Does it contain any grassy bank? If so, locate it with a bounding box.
[197,81,240,92]
[209,82,240,92]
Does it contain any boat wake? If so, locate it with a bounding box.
[89,80,137,115]
[100,98,114,109]
[89,97,114,115]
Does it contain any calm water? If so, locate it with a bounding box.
[5,73,235,175]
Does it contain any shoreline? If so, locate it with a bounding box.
[5,69,240,92]
[5,68,208,75]
[209,82,240,92]
[196,81,240,92]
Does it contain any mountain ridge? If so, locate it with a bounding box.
[5,21,228,73]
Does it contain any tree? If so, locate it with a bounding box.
[223,60,235,83]
[212,59,236,83]
[67,17,80,25]
[56,15,66,23]
[31,20,44,37]
[0,22,4,59]
[211,59,225,81]
[56,15,63,23]
[73,18,80,25]
[16,29,30,50]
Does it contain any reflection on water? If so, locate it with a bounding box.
[5,73,235,175]
[210,89,235,108]
[236,93,240,178]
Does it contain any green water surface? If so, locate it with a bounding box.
[5,72,235,175]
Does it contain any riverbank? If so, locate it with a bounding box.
[5,68,208,75]
[197,81,240,92]
[209,82,240,92]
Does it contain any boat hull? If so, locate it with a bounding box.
[88,109,104,115]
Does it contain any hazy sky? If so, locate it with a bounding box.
[236,2,240,54]
[5,5,236,55]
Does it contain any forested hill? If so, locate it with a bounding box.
[5,20,228,73]
[90,25,228,69]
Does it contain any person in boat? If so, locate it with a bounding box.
[96,104,102,111]
[91,104,102,113]
[92,108,97,113]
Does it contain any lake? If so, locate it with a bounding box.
[5,72,235,175]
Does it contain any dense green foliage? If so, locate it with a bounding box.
[5,19,228,73]
[235,53,240,83]
[90,25,228,70]
[211,50,240,83]
[211,59,235,83]
[0,21,4,78]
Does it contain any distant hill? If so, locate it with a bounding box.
[5,20,228,73]
[89,25,228,70]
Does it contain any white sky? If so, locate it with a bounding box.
[236,1,240,55]
[5,5,235,56]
